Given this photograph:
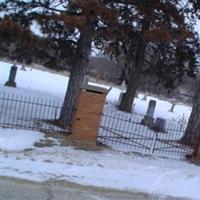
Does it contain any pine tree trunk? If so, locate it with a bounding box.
[181,84,200,146]
[59,27,92,129]
[119,64,142,112]
[119,42,146,112]
[119,20,150,113]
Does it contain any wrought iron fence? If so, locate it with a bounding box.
[0,91,68,133]
[98,109,196,159]
[1,91,197,159]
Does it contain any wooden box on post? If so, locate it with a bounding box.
[72,84,109,145]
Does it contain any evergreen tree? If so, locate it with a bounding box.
[104,0,200,112]
[0,18,73,68]
[0,0,117,128]
[178,0,200,146]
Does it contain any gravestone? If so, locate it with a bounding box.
[168,102,176,112]
[141,100,156,127]
[20,60,26,71]
[155,117,166,132]
[142,94,147,101]
[20,64,26,71]
[117,92,125,106]
[5,64,18,87]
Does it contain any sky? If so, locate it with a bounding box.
[195,20,200,34]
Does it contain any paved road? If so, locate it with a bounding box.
[0,177,190,200]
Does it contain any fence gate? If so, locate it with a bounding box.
[98,109,195,159]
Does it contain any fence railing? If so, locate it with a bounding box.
[98,109,196,159]
[1,91,197,159]
[0,92,68,133]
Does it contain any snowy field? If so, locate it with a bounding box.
[1,61,200,200]
[0,61,192,120]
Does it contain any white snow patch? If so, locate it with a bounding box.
[0,132,200,200]
[0,128,44,151]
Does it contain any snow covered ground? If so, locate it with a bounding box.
[0,61,192,120]
[0,129,44,151]
[98,108,192,159]
[1,61,199,199]
[0,61,193,158]
[0,128,200,200]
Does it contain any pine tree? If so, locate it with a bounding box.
[177,0,200,146]
[0,18,73,67]
[104,0,200,112]
[0,0,117,128]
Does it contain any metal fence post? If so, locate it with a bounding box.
[150,132,158,154]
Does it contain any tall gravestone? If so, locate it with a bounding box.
[5,64,18,87]
[141,100,156,127]
[117,92,125,106]
[155,117,166,132]
[168,102,176,112]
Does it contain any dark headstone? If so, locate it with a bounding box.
[154,117,166,132]
[146,100,156,117]
[141,100,156,127]
[5,64,18,87]
[117,92,125,106]
[168,103,176,112]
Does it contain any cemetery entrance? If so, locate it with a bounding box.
[98,109,196,159]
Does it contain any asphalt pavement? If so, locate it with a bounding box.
[0,177,190,200]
